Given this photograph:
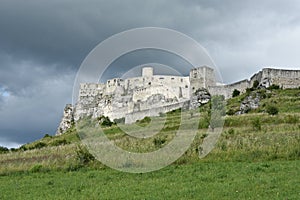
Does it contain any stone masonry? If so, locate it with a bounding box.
[56,66,300,135]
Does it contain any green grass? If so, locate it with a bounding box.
[0,160,299,199]
[0,88,299,199]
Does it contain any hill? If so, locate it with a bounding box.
[0,87,299,199]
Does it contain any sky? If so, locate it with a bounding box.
[0,0,300,148]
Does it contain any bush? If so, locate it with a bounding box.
[98,116,113,127]
[0,146,9,154]
[114,117,125,124]
[266,105,279,115]
[50,139,69,146]
[268,84,280,90]
[252,80,259,89]
[28,142,47,150]
[252,117,261,131]
[153,137,166,148]
[139,116,151,124]
[226,109,236,116]
[232,89,240,97]
[76,145,95,166]
[30,164,43,173]
[43,134,51,138]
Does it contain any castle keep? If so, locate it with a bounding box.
[56,66,300,135]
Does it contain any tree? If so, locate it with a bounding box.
[232,89,241,97]
[0,146,9,154]
[253,80,259,89]
[266,105,279,115]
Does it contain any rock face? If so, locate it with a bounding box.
[56,104,73,135]
[238,93,261,114]
[56,66,300,135]
[190,88,211,109]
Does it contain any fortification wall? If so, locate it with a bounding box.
[261,68,300,88]
[208,79,250,99]
[57,66,300,135]
[125,101,189,124]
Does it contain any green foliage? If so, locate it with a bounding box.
[113,117,125,124]
[0,146,9,154]
[43,134,51,138]
[268,84,280,90]
[76,145,95,166]
[246,87,253,93]
[284,115,299,124]
[50,139,69,146]
[153,137,167,148]
[159,112,166,117]
[252,117,261,131]
[266,105,279,115]
[136,116,152,127]
[252,80,259,89]
[98,116,113,127]
[232,89,240,97]
[29,165,43,173]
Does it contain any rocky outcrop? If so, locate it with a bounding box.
[237,92,260,114]
[56,104,74,135]
[190,88,211,109]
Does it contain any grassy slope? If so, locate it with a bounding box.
[0,88,299,199]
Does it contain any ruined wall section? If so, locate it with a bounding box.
[125,101,189,124]
[260,68,300,88]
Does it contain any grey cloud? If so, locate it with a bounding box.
[1,0,300,146]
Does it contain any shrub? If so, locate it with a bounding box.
[43,134,51,138]
[246,88,253,93]
[98,116,113,127]
[30,164,43,173]
[266,105,279,115]
[29,142,47,150]
[252,117,261,131]
[232,89,240,97]
[50,139,69,146]
[153,137,166,148]
[114,117,125,124]
[227,128,235,135]
[0,146,9,154]
[159,112,166,117]
[139,116,151,124]
[252,80,259,89]
[226,109,236,116]
[76,145,95,166]
[268,84,280,90]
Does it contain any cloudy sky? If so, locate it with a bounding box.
[1,0,300,148]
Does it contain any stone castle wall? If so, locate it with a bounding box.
[56,66,300,135]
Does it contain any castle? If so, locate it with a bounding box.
[56,66,300,135]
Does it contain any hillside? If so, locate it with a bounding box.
[0,87,299,199]
[0,87,299,174]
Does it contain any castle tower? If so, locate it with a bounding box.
[189,66,215,93]
[142,67,153,78]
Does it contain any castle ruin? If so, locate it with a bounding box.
[56,66,300,135]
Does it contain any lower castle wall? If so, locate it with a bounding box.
[125,101,189,124]
[208,79,250,99]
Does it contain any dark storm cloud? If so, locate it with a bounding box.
[1,0,300,147]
